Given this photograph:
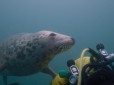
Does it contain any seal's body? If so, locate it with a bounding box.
[0,30,75,78]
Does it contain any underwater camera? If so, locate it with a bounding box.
[82,43,114,85]
[96,43,114,62]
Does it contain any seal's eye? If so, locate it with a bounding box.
[49,33,56,36]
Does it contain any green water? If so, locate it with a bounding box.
[0,0,114,85]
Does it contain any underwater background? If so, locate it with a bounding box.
[0,0,114,85]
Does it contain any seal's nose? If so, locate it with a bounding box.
[71,38,75,44]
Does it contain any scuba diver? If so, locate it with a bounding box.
[51,43,114,85]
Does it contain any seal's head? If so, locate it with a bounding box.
[35,30,75,56]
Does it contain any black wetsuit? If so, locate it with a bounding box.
[85,68,114,85]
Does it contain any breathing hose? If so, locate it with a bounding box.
[77,48,90,85]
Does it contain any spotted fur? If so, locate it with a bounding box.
[0,30,75,77]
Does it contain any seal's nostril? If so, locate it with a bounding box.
[71,38,75,44]
[49,33,56,36]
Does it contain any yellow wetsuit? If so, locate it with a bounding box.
[51,74,68,85]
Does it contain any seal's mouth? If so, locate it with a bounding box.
[54,38,75,54]
[55,44,73,54]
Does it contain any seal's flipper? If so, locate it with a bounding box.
[0,60,8,85]
[9,82,20,85]
[3,76,20,85]
[0,64,7,73]
[0,59,7,72]
[3,76,7,85]
[41,66,57,78]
